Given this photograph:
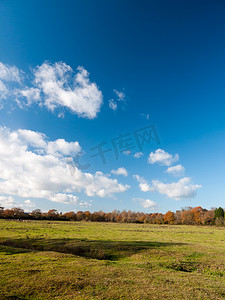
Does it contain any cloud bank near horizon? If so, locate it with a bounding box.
[0,126,130,209]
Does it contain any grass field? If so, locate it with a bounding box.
[0,220,224,299]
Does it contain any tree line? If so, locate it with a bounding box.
[0,206,224,226]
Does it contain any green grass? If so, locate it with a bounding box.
[0,220,224,299]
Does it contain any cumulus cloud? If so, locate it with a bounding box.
[111,167,128,177]
[166,164,185,177]
[48,193,79,205]
[151,177,202,200]
[122,150,131,156]
[109,89,126,111]
[19,88,41,106]
[47,139,81,157]
[79,201,92,207]
[0,62,21,83]
[134,174,201,200]
[114,89,125,101]
[17,129,47,148]
[0,196,36,210]
[19,62,103,119]
[133,152,144,158]
[0,195,19,208]
[109,99,117,111]
[48,193,91,207]
[0,81,8,101]
[24,199,35,208]
[0,62,22,103]
[0,61,103,119]
[0,127,129,205]
[81,171,129,197]
[148,149,179,166]
[133,175,153,192]
[133,198,157,209]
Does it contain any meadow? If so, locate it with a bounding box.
[0,220,224,299]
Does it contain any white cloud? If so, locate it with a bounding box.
[109,99,117,111]
[58,112,64,118]
[0,196,36,209]
[133,175,153,192]
[114,89,125,101]
[0,62,22,103]
[24,199,35,208]
[0,61,103,119]
[11,129,81,157]
[79,201,91,207]
[0,195,18,208]
[111,167,128,177]
[19,88,41,105]
[0,81,8,100]
[17,129,47,148]
[134,174,201,200]
[17,62,103,119]
[133,152,144,158]
[142,199,157,208]
[148,149,179,166]
[109,89,126,111]
[166,164,185,177]
[0,127,129,204]
[122,150,131,156]
[133,198,157,209]
[47,139,81,157]
[82,171,129,197]
[48,193,79,205]
[0,62,21,82]
[151,177,202,200]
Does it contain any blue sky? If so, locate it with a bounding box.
[0,0,225,213]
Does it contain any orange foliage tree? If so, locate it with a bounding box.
[164,211,175,224]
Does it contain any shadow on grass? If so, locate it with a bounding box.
[0,245,30,255]
[0,238,185,261]
[4,297,26,300]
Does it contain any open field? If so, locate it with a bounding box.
[0,220,224,299]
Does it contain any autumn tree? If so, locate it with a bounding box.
[46,209,59,220]
[164,211,175,224]
[155,213,164,224]
[84,211,91,221]
[120,210,128,222]
[76,211,85,221]
[63,211,76,220]
[181,210,195,225]
[190,207,205,225]
[104,212,112,222]
[0,205,220,226]
[174,210,182,224]
[3,207,26,219]
[0,206,4,218]
[127,210,137,223]
[200,209,214,225]
[30,209,42,219]
[136,212,146,223]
